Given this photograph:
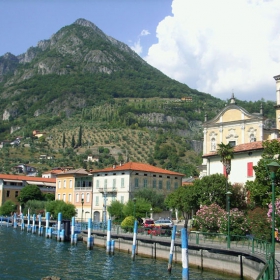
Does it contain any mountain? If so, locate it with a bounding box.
[0,18,221,120]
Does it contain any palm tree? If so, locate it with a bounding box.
[217,142,234,177]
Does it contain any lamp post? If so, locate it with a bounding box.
[81,198,84,223]
[226,191,232,249]
[267,161,280,280]
[133,198,136,220]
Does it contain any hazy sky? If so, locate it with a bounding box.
[1,0,280,102]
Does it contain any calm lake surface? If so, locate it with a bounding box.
[0,225,241,279]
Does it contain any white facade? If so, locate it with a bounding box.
[92,170,131,222]
[204,147,263,185]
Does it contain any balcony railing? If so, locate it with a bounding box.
[98,187,117,193]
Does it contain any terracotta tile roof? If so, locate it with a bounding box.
[43,170,64,175]
[0,174,55,183]
[56,168,90,176]
[203,139,280,158]
[91,162,185,176]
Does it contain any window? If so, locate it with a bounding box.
[247,162,254,177]
[143,179,147,188]
[104,179,107,190]
[113,178,116,190]
[121,178,124,188]
[96,180,99,189]
[63,180,66,188]
[174,182,178,189]
[228,141,236,147]
[153,179,157,189]
[6,190,10,197]
[158,181,162,189]
[15,191,18,197]
[58,180,61,189]
[211,137,216,151]
[76,194,79,203]
[69,194,72,202]
[135,178,139,188]
[121,196,124,203]
[58,194,61,200]
[95,196,99,206]
[70,180,73,189]
[166,181,171,190]
[63,194,66,201]
[86,193,90,203]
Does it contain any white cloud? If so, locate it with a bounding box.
[144,0,280,101]
[140,29,150,36]
[130,29,151,55]
[130,39,143,55]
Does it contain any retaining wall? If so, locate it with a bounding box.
[88,234,265,280]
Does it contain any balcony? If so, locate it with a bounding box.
[98,187,117,194]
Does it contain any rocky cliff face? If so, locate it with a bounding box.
[1,18,143,83]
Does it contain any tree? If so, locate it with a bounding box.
[135,189,165,211]
[219,208,249,236]
[44,193,55,201]
[62,132,65,148]
[46,200,76,220]
[17,185,43,205]
[24,200,46,216]
[195,203,226,233]
[78,126,82,147]
[0,200,17,216]
[122,198,151,219]
[245,139,280,208]
[217,142,234,176]
[107,200,124,222]
[71,135,75,148]
[194,174,230,209]
[165,185,199,227]
[248,207,271,241]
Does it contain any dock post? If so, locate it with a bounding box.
[57,212,62,241]
[181,228,189,280]
[131,220,138,261]
[87,218,93,250]
[168,225,177,273]
[106,219,111,254]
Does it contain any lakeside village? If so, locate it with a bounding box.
[1,75,280,235]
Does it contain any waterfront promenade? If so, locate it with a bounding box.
[83,225,279,280]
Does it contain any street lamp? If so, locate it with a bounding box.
[133,198,136,220]
[81,198,84,223]
[267,161,280,280]
[226,191,232,249]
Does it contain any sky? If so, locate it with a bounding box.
[1,0,280,102]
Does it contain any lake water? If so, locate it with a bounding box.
[0,225,240,279]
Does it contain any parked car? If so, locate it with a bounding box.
[143,219,155,229]
[154,219,173,228]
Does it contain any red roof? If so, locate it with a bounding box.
[0,174,56,183]
[91,162,185,176]
[203,139,280,158]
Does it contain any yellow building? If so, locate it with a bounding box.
[55,168,93,222]
[200,75,280,185]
